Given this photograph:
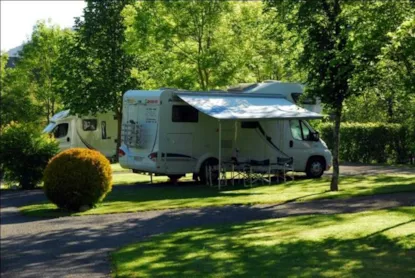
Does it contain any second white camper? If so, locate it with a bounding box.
[119,82,332,181]
[43,110,118,160]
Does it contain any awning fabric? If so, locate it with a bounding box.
[177,93,323,120]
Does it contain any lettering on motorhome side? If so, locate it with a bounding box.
[146,99,159,104]
[145,107,157,123]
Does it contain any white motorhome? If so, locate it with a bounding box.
[119,81,332,182]
[43,110,118,160]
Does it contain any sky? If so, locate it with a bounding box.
[1,1,86,52]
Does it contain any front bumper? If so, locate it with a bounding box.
[324,150,333,170]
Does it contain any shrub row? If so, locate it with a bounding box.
[319,122,412,164]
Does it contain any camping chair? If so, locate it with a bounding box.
[207,162,232,189]
[229,157,250,186]
[275,157,294,182]
[248,159,271,187]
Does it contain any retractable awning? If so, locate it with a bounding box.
[177,92,322,120]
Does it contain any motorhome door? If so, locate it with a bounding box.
[165,133,194,174]
[283,120,315,171]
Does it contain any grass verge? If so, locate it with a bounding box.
[112,207,415,277]
[19,174,415,217]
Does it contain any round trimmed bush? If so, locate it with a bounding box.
[43,148,112,212]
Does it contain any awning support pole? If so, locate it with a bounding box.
[218,120,222,190]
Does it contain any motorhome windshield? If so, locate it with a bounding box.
[53,123,69,138]
[43,122,57,133]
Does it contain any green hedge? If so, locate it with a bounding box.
[0,122,59,189]
[319,122,412,164]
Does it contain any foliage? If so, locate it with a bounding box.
[343,14,415,127]
[265,0,414,190]
[319,122,411,164]
[11,21,72,123]
[123,1,303,90]
[43,148,112,211]
[0,53,41,128]
[112,207,415,277]
[0,52,7,87]
[21,174,415,216]
[57,0,138,117]
[0,122,59,189]
[55,0,139,158]
[123,0,235,90]
[381,16,415,94]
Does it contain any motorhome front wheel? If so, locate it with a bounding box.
[306,157,325,178]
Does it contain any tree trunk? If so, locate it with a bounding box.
[330,103,342,191]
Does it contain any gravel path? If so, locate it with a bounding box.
[1,164,414,278]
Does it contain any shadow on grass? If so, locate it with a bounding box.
[14,174,415,218]
[113,226,415,277]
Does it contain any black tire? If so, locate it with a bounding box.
[306,157,325,178]
[168,175,183,184]
[199,158,219,184]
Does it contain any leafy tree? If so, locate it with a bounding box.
[266,0,413,190]
[0,122,59,189]
[123,1,304,90]
[15,21,72,123]
[232,3,304,82]
[0,52,6,86]
[383,16,415,93]
[57,0,139,155]
[343,3,414,125]
[0,53,41,129]
[124,0,237,90]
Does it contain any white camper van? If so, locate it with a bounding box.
[119,81,332,182]
[43,110,118,160]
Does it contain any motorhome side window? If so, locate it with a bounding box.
[172,105,198,122]
[290,120,311,141]
[83,119,97,131]
[53,123,68,138]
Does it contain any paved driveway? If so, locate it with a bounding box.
[326,163,415,176]
[1,164,414,278]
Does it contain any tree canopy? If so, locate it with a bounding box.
[265,0,414,190]
[57,0,138,117]
[1,0,413,179]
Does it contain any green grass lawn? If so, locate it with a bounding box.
[112,207,415,277]
[20,174,415,217]
[111,163,132,173]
